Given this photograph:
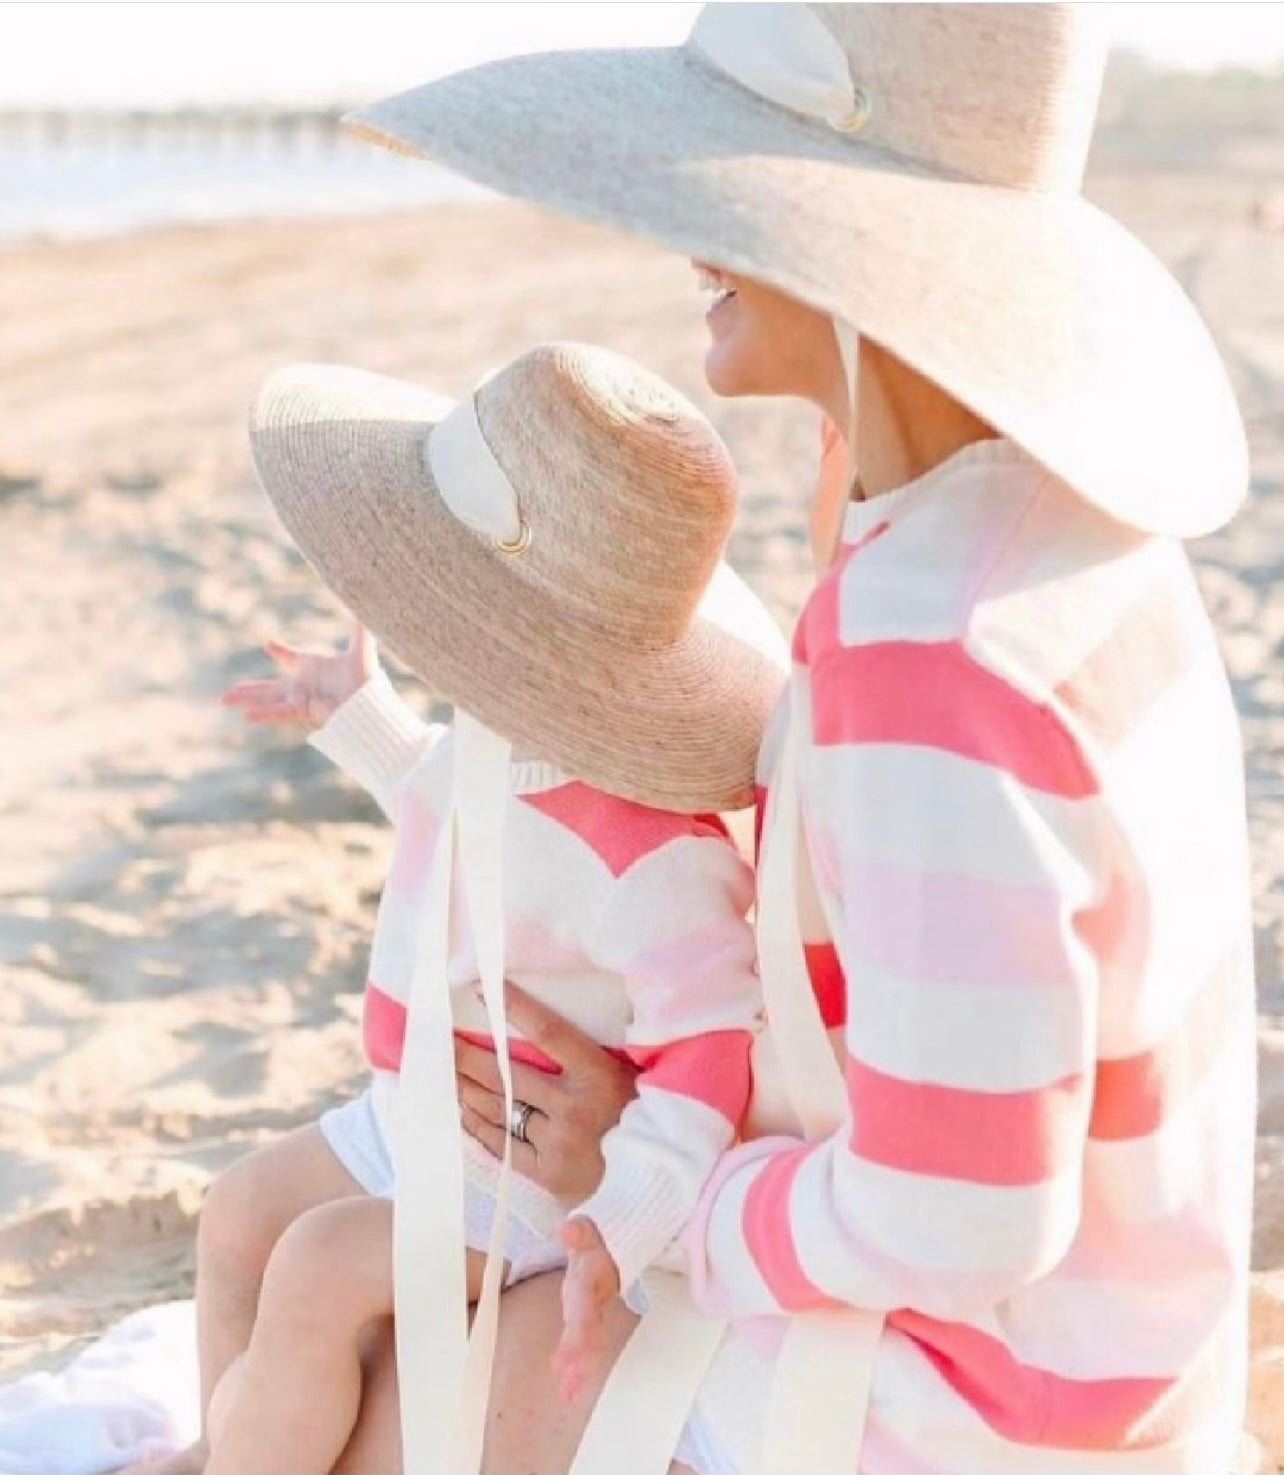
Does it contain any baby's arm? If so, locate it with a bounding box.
[307,671,443,821]
[222,624,443,818]
[555,827,760,1397]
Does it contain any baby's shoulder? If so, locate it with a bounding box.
[519,779,734,880]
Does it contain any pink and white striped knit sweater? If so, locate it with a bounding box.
[310,676,762,1290]
[686,439,1256,1472]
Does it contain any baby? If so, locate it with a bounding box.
[189,343,786,1473]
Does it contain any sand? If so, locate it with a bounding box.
[2,149,1283,1464]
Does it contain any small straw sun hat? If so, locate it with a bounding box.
[249,342,788,813]
[345,3,1248,540]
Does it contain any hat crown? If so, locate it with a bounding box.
[694,3,1108,194]
[473,343,736,646]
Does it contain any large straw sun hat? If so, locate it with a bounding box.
[345,2,1248,540]
[249,343,788,813]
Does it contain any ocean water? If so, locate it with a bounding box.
[0,130,490,243]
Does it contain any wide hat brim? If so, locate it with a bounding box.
[250,364,787,813]
[346,44,1248,540]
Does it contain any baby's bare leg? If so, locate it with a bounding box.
[192,1126,367,1460]
[205,1197,489,1474]
[333,1270,642,1475]
[113,1126,366,1475]
[205,1196,393,1475]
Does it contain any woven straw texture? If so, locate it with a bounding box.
[346,3,1247,539]
[250,344,787,813]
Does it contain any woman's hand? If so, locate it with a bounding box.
[220,623,377,729]
[455,985,639,1202]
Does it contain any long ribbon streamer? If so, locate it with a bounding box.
[569,1276,727,1475]
[393,755,469,1475]
[453,713,517,1475]
[393,714,514,1475]
[755,316,884,1475]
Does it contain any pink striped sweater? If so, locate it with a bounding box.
[310,676,762,1290]
[686,439,1256,1472]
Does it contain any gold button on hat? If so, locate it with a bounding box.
[494,519,532,556]
[830,84,872,133]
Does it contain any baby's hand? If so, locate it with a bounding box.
[553,1217,621,1404]
[221,623,377,729]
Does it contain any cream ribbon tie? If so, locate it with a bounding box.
[754,316,884,1475]
[688,3,869,134]
[397,380,524,1475]
[453,714,518,1474]
[392,741,471,1475]
[755,706,848,1139]
[394,713,515,1475]
[426,391,525,547]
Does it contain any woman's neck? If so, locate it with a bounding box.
[839,339,998,502]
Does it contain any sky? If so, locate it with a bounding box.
[0,2,1281,110]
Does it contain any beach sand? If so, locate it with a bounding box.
[2,148,1283,1464]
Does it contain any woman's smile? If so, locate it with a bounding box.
[693,262,738,321]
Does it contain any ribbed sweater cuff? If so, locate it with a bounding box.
[308,672,441,811]
[574,1157,690,1296]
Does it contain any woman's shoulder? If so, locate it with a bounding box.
[964,467,1201,710]
[801,441,1196,710]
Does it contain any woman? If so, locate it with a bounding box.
[330,5,1256,1472]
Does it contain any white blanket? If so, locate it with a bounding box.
[0,1302,198,1475]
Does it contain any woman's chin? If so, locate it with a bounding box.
[703,340,754,398]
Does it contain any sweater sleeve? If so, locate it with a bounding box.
[685,642,1106,1324]
[307,671,445,820]
[573,830,763,1292]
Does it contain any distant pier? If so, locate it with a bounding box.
[0,107,361,157]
